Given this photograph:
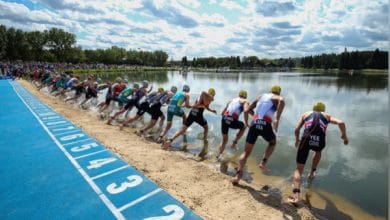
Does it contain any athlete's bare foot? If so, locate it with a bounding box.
[106,118,113,125]
[259,162,271,172]
[287,195,299,204]
[156,135,164,144]
[162,139,172,150]
[231,170,242,185]
[135,130,144,137]
[307,171,316,182]
[230,140,238,150]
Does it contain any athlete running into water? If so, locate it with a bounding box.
[162,88,217,150]
[98,77,126,112]
[120,86,176,134]
[156,85,191,143]
[231,85,285,185]
[106,80,151,125]
[218,90,250,156]
[288,102,348,204]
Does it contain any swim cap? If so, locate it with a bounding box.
[133,83,140,89]
[142,80,149,88]
[183,85,190,92]
[208,88,216,97]
[313,102,326,112]
[239,89,247,98]
[115,77,122,83]
[158,87,164,93]
[170,86,177,93]
[270,85,281,95]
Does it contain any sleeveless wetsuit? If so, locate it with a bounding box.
[296,112,329,164]
[185,97,207,127]
[126,88,146,110]
[167,91,187,122]
[118,87,134,106]
[221,98,245,134]
[246,93,277,144]
[147,91,169,120]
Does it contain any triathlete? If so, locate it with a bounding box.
[133,86,177,136]
[162,88,217,150]
[218,90,250,156]
[107,80,151,125]
[287,102,348,204]
[156,85,191,143]
[231,85,285,185]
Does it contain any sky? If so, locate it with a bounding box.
[0,0,388,60]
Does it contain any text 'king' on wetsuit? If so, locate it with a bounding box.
[253,93,276,123]
[246,93,277,144]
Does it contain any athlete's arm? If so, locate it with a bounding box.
[148,85,153,93]
[243,99,250,127]
[244,96,260,126]
[329,114,349,145]
[273,96,285,132]
[221,101,230,116]
[110,83,117,97]
[184,94,191,108]
[294,113,306,147]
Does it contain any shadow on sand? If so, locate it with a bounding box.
[305,188,353,220]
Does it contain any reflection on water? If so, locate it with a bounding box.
[97,70,388,219]
[86,70,169,84]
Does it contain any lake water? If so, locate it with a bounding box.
[93,70,388,220]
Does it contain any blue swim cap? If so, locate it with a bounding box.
[183,85,190,92]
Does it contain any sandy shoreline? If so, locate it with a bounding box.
[18,79,318,220]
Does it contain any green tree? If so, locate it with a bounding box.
[0,25,7,59]
[26,31,47,61]
[181,56,188,66]
[152,50,168,66]
[47,28,76,62]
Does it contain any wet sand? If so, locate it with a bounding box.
[19,79,322,220]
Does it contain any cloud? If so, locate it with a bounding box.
[130,27,158,34]
[272,21,301,29]
[361,30,388,41]
[256,27,301,38]
[202,13,227,27]
[220,0,243,10]
[255,1,297,17]
[178,0,201,9]
[0,0,388,60]
[141,0,198,28]
[362,3,388,30]
[0,1,63,26]
[190,32,202,38]
[38,0,103,14]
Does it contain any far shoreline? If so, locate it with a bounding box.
[65,66,388,76]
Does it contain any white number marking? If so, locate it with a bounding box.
[143,205,185,220]
[71,142,99,152]
[87,157,117,169]
[106,175,143,194]
[60,133,85,141]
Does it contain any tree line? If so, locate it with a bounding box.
[300,48,388,70]
[0,25,168,66]
[0,25,387,70]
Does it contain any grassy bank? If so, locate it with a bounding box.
[66,66,175,74]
